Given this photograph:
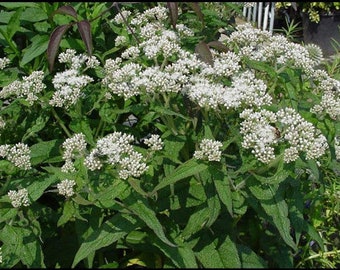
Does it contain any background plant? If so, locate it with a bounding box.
[0,2,339,269]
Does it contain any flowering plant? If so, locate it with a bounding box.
[0,2,339,268]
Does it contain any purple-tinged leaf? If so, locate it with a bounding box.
[195,41,213,66]
[52,5,78,20]
[77,20,93,56]
[167,2,178,30]
[207,40,230,53]
[187,2,205,27]
[47,24,71,72]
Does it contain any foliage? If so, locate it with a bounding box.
[0,2,339,269]
[276,2,340,23]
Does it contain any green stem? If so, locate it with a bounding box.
[51,108,72,137]
[296,250,340,268]
[95,118,104,139]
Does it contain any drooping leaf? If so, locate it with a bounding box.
[167,2,178,30]
[47,24,71,72]
[237,244,268,268]
[72,214,141,268]
[77,20,93,56]
[52,5,78,20]
[207,40,230,52]
[187,2,204,27]
[195,41,213,66]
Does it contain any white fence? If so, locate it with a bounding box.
[242,2,276,33]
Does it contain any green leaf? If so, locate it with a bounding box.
[30,139,63,165]
[182,204,210,238]
[125,192,176,247]
[69,118,95,145]
[151,159,208,195]
[0,224,45,268]
[26,175,58,201]
[213,171,233,216]
[248,178,297,251]
[195,233,241,268]
[0,207,18,223]
[7,7,23,39]
[237,244,268,268]
[21,7,48,22]
[72,214,141,268]
[57,200,76,227]
[22,114,49,141]
[20,35,49,66]
[0,2,39,9]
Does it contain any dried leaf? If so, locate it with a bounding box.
[47,24,71,72]
[195,41,213,66]
[77,20,93,56]
[52,5,78,19]
[207,40,230,53]
[167,2,178,30]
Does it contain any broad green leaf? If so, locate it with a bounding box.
[21,7,48,22]
[69,118,95,145]
[195,233,241,268]
[149,234,198,268]
[22,114,49,141]
[151,159,208,195]
[57,200,76,227]
[213,171,233,216]
[20,35,49,66]
[0,207,18,223]
[30,139,62,165]
[72,214,141,268]
[26,175,58,201]
[182,204,210,238]
[237,244,268,268]
[0,224,45,268]
[245,58,276,79]
[125,193,176,247]
[248,178,297,251]
[0,2,39,9]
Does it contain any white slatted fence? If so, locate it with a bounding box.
[242,2,276,33]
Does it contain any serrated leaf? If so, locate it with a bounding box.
[30,139,62,165]
[151,159,208,195]
[167,2,178,30]
[248,178,297,251]
[77,20,93,56]
[182,204,210,238]
[213,170,233,216]
[207,40,230,52]
[26,175,58,201]
[47,24,71,72]
[52,5,78,19]
[72,214,141,268]
[195,41,213,66]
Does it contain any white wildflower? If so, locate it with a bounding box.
[8,188,30,208]
[194,139,223,162]
[61,133,87,173]
[144,134,164,151]
[57,179,76,198]
[0,57,10,69]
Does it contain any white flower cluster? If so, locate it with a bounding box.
[240,107,329,164]
[0,143,31,170]
[50,50,98,109]
[144,134,164,151]
[0,71,45,105]
[310,74,340,120]
[61,133,87,173]
[0,57,10,69]
[57,179,76,198]
[193,139,223,161]
[276,107,329,162]
[7,188,30,208]
[335,136,340,161]
[84,132,149,179]
[240,109,278,163]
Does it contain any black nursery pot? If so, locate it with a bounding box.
[302,11,340,57]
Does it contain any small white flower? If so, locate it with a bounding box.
[0,57,10,69]
[194,139,223,162]
[57,179,76,198]
[144,134,164,151]
[8,188,30,208]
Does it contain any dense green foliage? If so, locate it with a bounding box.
[0,2,339,268]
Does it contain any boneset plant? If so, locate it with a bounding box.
[0,3,339,268]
